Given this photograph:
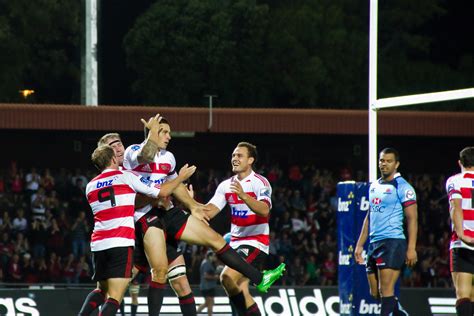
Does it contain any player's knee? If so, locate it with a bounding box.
[168,264,187,282]
[151,267,168,283]
[220,272,234,287]
[168,264,189,294]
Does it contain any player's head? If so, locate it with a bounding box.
[145,117,172,150]
[98,133,125,166]
[91,145,116,172]
[459,147,474,169]
[231,142,258,174]
[378,147,400,179]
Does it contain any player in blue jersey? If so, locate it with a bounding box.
[354,147,418,316]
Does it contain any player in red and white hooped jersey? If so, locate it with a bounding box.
[86,165,160,252]
[123,139,178,221]
[208,166,272,253]
[206,142,282,316]
[445,147,474,316]
[78,145,195,316]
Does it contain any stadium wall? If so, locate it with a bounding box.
[1,103,474,136]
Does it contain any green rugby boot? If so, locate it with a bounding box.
[256,263,286,293]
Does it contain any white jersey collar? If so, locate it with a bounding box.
[234,170,254,182]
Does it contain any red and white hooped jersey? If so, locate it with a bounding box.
[86,168,160,251]
[123,143,178,221]
[446,172,474,250]
[208,171,272,253]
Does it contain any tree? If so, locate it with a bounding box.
[124,0,270,106]
[0,0,81,103]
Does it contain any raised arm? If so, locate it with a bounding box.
[137,114,162,164]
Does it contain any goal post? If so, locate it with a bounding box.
[368,0,474,181]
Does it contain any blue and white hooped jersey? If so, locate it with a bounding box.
[368,173,417,243]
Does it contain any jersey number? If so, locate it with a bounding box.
[98,187,116,207]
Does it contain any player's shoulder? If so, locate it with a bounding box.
[394,174,412,187]
[219,176,234,186]
[160,149,175,160]
[121,169,140,178]
[125,143,143,154]
[251,172,271,187]
[446,173,462,184]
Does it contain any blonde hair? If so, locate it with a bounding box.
[97,133,121,147]
[91,145,115,171]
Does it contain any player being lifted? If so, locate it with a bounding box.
[122,114,286,315]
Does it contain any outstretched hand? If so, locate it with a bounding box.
[190,203,211,225]
[141,113,162,132]
[178,163,197,181]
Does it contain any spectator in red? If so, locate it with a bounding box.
[56,209,71,232]
[41,168,55,192]
[47,252,63,283]
[63,253,77,284]
[10,173,23,203]
[47,218,65,256]
[288,165,303,190]
[7,253,23,282]
[22,253,39,283]
[36,257,48,283]
[321,251,337,286]
[75,255,90,283]
[0,231,14,268]
[267,164,282,184]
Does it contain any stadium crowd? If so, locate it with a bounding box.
[0,160,451,288]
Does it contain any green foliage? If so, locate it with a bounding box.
[124,0,270,106]
[124,0,473,109]
[0,0,81,103]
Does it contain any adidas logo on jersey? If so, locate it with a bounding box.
[141,165,153,172]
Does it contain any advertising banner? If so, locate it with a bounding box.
[337,181,380,315]
[0,286,457,315]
